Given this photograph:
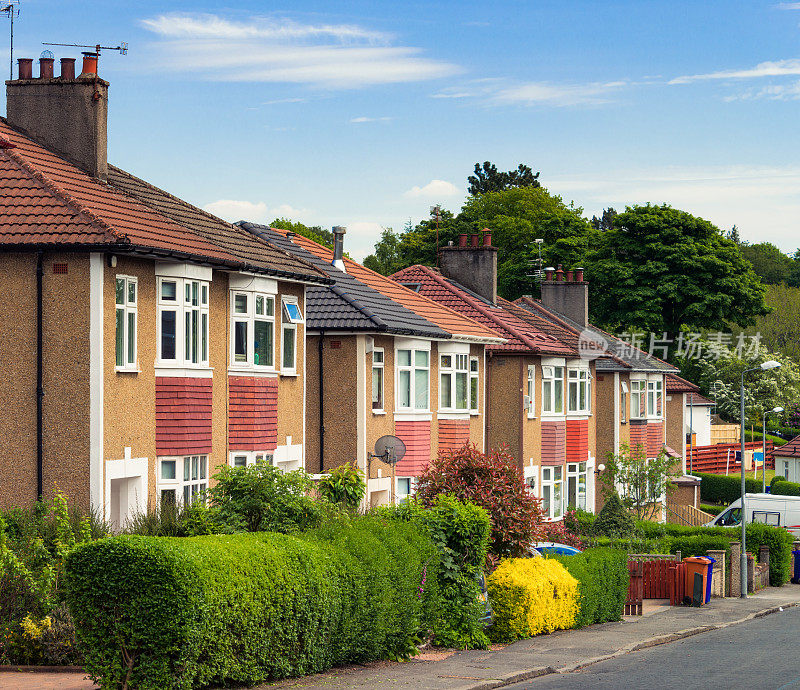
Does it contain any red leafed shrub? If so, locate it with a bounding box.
[541,518,586,550]
[416,444,545,558]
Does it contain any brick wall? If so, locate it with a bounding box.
[228,376,278,451]
[395,419,431,476]
[566,419,588,462]
[438,418,470,453]
[542,420,566,466]
[155,377,212,455]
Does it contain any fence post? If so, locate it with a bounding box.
[730,542,741,598]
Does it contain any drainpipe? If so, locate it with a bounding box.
[318,332,325,473]
[36,249,44,501]
[485,351,492,452]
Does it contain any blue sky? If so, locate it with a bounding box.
[7,1,800,259]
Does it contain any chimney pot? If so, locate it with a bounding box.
[555,265,564,282]
[458,233,468,248]
[60,58,76,80]
[39,58,54,79]
[566,269,574,282]
[482,228,492,247]
[575,267,584,282]
[17,58,32,80]
[470,234,479,248]
[80,52,98,77]
[544,267,555,281]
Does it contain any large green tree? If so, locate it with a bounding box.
[467,161,540,195]
[738,242,794,285]
[586,204,768,339]
[270,218,335,249]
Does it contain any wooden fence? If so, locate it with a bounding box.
[625,561,643,615]
[685,441,774,475]
[666,502,715,527]
[668,562,686,606]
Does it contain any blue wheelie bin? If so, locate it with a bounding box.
[704,556,716,604]
[792,550,800,584]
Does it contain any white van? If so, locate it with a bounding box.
[708,493,800,536]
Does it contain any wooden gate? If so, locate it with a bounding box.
[625,561,643,615]
[643,559,672,598]
[668,562,686,606]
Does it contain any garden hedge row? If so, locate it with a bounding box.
[771,480,800,497]
[550,548,628,627]
[692,472,765,505]
[65,517,440,689]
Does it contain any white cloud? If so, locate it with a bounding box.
[350,116,393,123]
[140,13,460,89]
[775,2,800,9]
[724,80,800,101]
[403,179,461,198]
[669,59,800,84]
[203,199,312,223]
[433,78,629,107]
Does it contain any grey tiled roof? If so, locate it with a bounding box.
[240,222,450,338]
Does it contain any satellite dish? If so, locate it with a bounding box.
[373,435,406,465]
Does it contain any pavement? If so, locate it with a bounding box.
[2,587,798,690]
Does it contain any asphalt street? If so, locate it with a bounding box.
[506,604,800,690]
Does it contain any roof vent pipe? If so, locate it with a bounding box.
[332,226,347,272]
[60,58,76,80]
[17,58,32,79]
[39,57,54,79]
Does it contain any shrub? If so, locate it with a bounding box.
[746,522,795,586]
[550,548,628,627]
[770,475,784,489]
[692,472,765,505]
[0,603,81,666]
[124,501,224,537]
[771,480,800,497]
[584,536,669,554]
[563,508,597,537]
[594,492,635,537]
[207,463,324,533]
[317,463,366,509]
[541,520,586,550]
[66,517,440,689]
[700,504,725,516]
[415,444,545,558]
[487,558,578,642]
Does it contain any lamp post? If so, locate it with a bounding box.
[763,406,783,493]
[740,360,781,599]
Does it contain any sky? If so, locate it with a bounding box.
[5,1,800,260]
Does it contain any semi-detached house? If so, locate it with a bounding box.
[0,54,331,527]
[240,223,503,505]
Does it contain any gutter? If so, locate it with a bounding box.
[36,249,43,500]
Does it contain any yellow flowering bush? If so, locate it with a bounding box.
[487,557,579,642]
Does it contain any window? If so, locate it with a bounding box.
[115,276,137,369]
[717,506,741,527]
[372,348,384,411]
[567,369,591,414]
[753,511,780,526]
[158,278,209,366]
[524,467,538,496]
[396,477,412,503]
[281,298,303,373]
[230,291,274,369]
[526,365,535,417]
[230,452,273,468]
[647,379,664,418]
[630,379,646,419]
[470,357,480,413]
[620,381,628,424]
[397,348,429,410]
[542,366,565,414]
[158,455,207,506]
[566,462,587,510]
[541,466,563,520]
[440,353,469,411]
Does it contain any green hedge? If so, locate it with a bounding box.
[771,480,800,497]
[550,548,628,627]
[700,504,725,516]
[692,472,765,505]
[745,522,795,586]
[65,518,441,689]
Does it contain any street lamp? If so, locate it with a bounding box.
[763,406,783,493]
[740,360,781,599]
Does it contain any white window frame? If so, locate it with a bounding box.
[566,461,588,511]
[157,277,210,367]
[115,275,137,371]
[157,455,208,506]
[567,368,591,414]
[620,380,629,424]
[541,365,565,415]
[647,377,664,419]
[372,348,385,412]
[440,352,469,412]
[396,347,430,411]
[280,297,303,374]
[396,476,414,503]
[469,356,480,414]
[229,451,274,468]
[541,466,564,520]
[526,365,536,418]
[630,378,647,420]
[229,289,276,371]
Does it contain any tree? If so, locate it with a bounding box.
[726,225,741,244]
[590,207,618,232]
[746,284,800,360]
[363,227,403,275]
[738,242,793,285]
[270,218,335,249]
[585,204,768,341]
[467,161,541,196]
[599,445,678,521]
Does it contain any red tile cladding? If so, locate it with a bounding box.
[541,420,566,466]
[438,419,471,453]
[629,420,647,452]
[647,421,664,458]
[228,376,278,451]
[394,419,432,477]
[566,419,589,463]
[155,377,212,455]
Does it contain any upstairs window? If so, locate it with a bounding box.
[397,348,429,411]
[526,365,535,417]
[158,277,209,366]
[230,291,274,369]
[630,379,646,419]
[281,298,303,373]
[567,369,591,414]
[470,356,480,413]
[647,379,664,418]
[115,276,137,370]
[542,365,565,414]
[440,353,469,411]
[372,348,384,411]
[620,381,629,424]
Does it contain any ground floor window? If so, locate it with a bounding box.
[158,455,207,505]
[396,477,413,503]
[541,466,563,520]
[566,462,587,510]
[229,451,274,468]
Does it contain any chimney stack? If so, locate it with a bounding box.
[540,265,589,327]
[6,52,109,180]
[332,226,347,272]
[439,227,498,304]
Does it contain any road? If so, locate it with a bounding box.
[506,604,800,690]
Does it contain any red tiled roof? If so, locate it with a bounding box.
[687,393,715,406]
[268,229,502,341]
[0,119,326,282]
[667,374,700,393]
[774,435,800,458]
[390,265,576,355]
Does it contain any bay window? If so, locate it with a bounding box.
[440,353,469,411]
[158,455,207,506]
[526,365,535,417]
[470,357,479,413]
[158,277,209,366]
[397,348,429,410]
[567,368,591,414]
[541,466,564,520]
[281,298,304,373]
[372,348,384,411]
[647,378,664,418]
[630,379,646,419]
[230,451,273,467]
[542,365,565,414]
[230,291,274,369]
[115,276,137,370]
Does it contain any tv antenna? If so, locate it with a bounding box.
[1,2,19,81]
[431,205,442,267]
[41,41,128,69]
[526,238,545,281]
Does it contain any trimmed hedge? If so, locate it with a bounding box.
[65,518,440,689]
[771,480,800,497]
[700,504,725,516]
[693,472,765,505]
[745,522,795,586]
[550,548,628,628]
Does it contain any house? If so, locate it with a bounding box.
[391,233,602,519]
[514,268,680,512]
[664,374,715,450]
[239,223,503,505]
[0,53,331,526]
[773,436,800,483]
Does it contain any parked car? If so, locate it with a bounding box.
[706,493,800,536]
[529,542,583,556]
